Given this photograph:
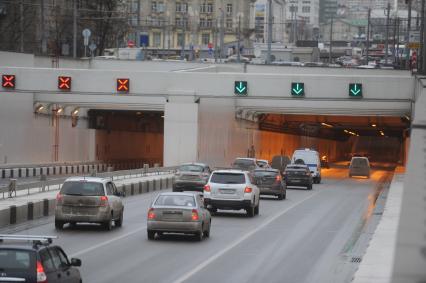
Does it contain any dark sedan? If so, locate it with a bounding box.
[283,164,313,190]
[253,168,286,200]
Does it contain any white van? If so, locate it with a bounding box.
[291,149,322,183]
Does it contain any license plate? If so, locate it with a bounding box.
[291,179,301,183]
[220,189,235,194]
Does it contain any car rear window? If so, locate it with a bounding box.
[253,171,278,177]
[233,159,254,166]
[210,173,246,184]
[351,158,368,167]
[178,165,203,172]
[0,249,35,272]
[60,181,105,196]
[155,195,196,207]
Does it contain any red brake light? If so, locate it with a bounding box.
[275,175,282,181]
[204,185,211,192]
[56,193,63,205]
[36,261,47,283]
[244,187,252,193]
[191,209,199,221]
[100,196,108,206]
[148,208,156,220]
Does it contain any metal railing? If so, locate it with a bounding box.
[0,166,177,199]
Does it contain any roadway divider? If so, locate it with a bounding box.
[0,172,176,228]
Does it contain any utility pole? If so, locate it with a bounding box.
[406,0,412,69]
[385,2,390,64]
[181,15,186,60]
[329,15,333,63]
[393,16,398,63]
[219,8,224,61]
[421,0,426,74]
[20,0,24,52]
[366,8,371,65]
[237,15,241,63]
[214,18,218,62]
[266,0,272,64]
[73,0,77,58]
[136,0,141,48]
[40,0,46,54]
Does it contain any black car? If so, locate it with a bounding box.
[270,155,291,175]
[0,235,82,283]
[253,168,287,200]
[283,164,313,190]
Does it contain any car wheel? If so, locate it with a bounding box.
[278,192,284,200]
[196,226,204,241]
[254,203,260,215]
[103,217,113,231]
[317,177,321,184]
[247,206,255,217]
[204,220,211,238]
[147,230,155,240]
[115,210,124,228]
[55,220,64,230]
[307,184,313,190]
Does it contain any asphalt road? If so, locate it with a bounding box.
[3,168,392,283]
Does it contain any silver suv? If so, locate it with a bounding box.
[203,170,260,217]
[55,177,124,230]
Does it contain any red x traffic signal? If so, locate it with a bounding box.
[2,75,15,89]
[58,76,71,90]
[117,78,130,92]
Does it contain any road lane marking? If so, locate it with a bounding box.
[172,191,321,283]
[70,226,146,258]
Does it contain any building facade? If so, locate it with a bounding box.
[133,0,253,52]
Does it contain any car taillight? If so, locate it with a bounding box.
[36,261,47,283]
[191,209,199,221]
[204,185,211,192]
[56,193,63,205]
[148,208,156,220]
[275,175,282,182]
[100,196,108,206]
[244,187,252,193]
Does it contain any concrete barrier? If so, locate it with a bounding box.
[32,200,44,219]
[66,166,72,174]
[48,167,54,175]
[54,166,60,175]
[0,207,9,227]
[12,168,20,178]
[15,204,28,224]
[34,168,41,177]
[27,168,33,177]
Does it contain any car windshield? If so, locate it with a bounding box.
[253,171,277,177]
[155,195,196,207]
[178,165,204,172]
[60,181,105,196]
[0,249,35,272]
[211,173,246,184]
[256,161,268,167]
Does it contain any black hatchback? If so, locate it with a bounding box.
[0,235,82,283]
[253,169,287,200]
[284,164,313,190]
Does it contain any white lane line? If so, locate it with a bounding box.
[70,226,146,258]
[172,191,321,283]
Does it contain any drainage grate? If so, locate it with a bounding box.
[351,257,362,263]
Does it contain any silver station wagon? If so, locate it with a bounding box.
[147,192,211,241]
[55,177,124,230]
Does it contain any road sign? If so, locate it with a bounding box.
[58,76,71,91]
[89,43,97,52]
[408,42,420,49]
[234,81,248,96]
[349,83,362,97]
[291,82,305,96]
[117,78,130,93]
[208,43,213,49]
[2,75,15,89]
[82,29,91,47]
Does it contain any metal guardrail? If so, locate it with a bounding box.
[0,166,178,199]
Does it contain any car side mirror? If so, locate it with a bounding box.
[70,258,82,267]
[116,191,125,197]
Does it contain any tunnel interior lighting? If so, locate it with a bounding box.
[344,129,357,136]
[34,105,44,113]
[71,108,79,116]
[321,122,333,128]
[56,107,64,114]
[380,131,385,136]
[371,124,377,127]
[136,112,142,115]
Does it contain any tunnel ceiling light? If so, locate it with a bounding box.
[161,115,164,118]
[404,115,410,121]
[380,131,385,136]
[56,107,64,114]
[321,122,333,128]
[371,124,377,127]
[71,108,79,116]
[35,104,44,113]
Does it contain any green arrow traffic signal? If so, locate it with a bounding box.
[349,83,362,97]
[234,81,248,95]
[291,82,305,96]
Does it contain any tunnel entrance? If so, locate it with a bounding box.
[88,110,164,167]
[256,114,410,165]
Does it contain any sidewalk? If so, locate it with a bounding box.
[352,172,404,283]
